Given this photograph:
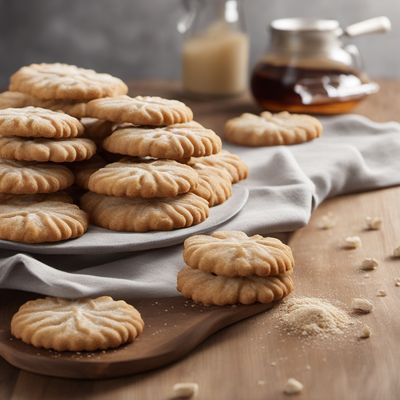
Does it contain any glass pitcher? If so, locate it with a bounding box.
[178,0,249,97]
[251,17,390,114]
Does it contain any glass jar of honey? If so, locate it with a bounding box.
[251,17,390,114]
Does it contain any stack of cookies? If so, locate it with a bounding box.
[177,231,294,305]
[0,62,249,239]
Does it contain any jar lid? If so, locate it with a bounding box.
[271,18,339,33]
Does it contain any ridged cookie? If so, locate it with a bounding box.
[188,150,248,183]
[32,99,88,118]
[88,159,199,198]
[71,155,107,190]
[177,266,293,305]
[103,122,222,160]
[183,231,294,277]
[0,136,96,163]
[0,160,74,194]
[11,296,144,351]
[10,63,128,101]
[191,165,232,207]
[224,111,322,146]
[0,91,34,109]
[86,95,193,126]
[81,191,209,232]
[0,107,84,139]
[81,118,115,144]
[0,194,88,243]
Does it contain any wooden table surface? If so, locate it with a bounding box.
[1,80,400,400]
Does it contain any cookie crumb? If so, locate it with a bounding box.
[172,383,199,398]
[376,289,387,297]
[351,298,373,313]
[395,278,400,287]
[344,236,362,249]
[284,378,304,395]
[318,213,336,230]
[393,246,400,258]
[305,365,311,371]
[365,216,382,230]
[360,258,378,271]
[358,325,371,339]
[257,380,266,385]
[363,274,370,279]
[270,361,277,367]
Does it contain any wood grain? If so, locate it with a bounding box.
[1,80,400,399]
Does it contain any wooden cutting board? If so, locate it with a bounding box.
[0,291,273,379]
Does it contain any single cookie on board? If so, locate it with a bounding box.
[11,296,144,351]
[88,159,199,198]
[86,95,193,126]
[0,160,74,194]
[177,266,293,305]
[224,111,322,146]
[81,191,209,232]
[0,91,34,109]
[0,107,84,139]
[71,155,107,190]
[184,231,294,277]
[81,118,115,144]
[10,63,128,101]
[188,150,248,183]
[0,194,88,243]
[0,136,96,163]
[103,122,222,160]
[191,165,232,207]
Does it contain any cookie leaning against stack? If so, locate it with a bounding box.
[177,231,294,305]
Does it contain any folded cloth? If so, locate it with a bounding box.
[1,115,400,299]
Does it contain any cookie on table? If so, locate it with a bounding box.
[188,150,248,183]
[0,160,74,194]
[10,63,128,101]
[102,122,222,160]
[190,165,232,207]
[81,191,209,232]
[71,155,107,190]
[184,231,294,277]
[88,158,199,198]
[0,194,88,243]
[0,107,84,139]
[0,136,96,163]
[86,95,193,126]
[177,266,293,305]
[224,111,322,146]
[0,91,34,109]
[11,296,144,351]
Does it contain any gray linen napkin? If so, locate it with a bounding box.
[1,115,400,299]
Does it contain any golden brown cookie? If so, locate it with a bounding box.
[88,159,199,198]
[10,63,128,101]
[86,95,193,126]
[32,99,88,118]
[11,296,144,351]
[188,150,248,183]
[0,136,96,163]
[81,191,209,232]
[177,266,293,305]
[0,160,74,194]
[183,231,294,277]
[224,111,322,146]
[0,91,34,109]
[191,164,232,207]
[71,155,107,190]
[103,122,222,160]
[0,194,88,243]
[0,107,84,139]
[81,117,115,144]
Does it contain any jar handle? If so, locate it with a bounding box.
[177,0,198,34]
[344,44,363,71]
[342,16,391,37]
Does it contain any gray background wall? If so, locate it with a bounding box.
[0,0,399,88]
